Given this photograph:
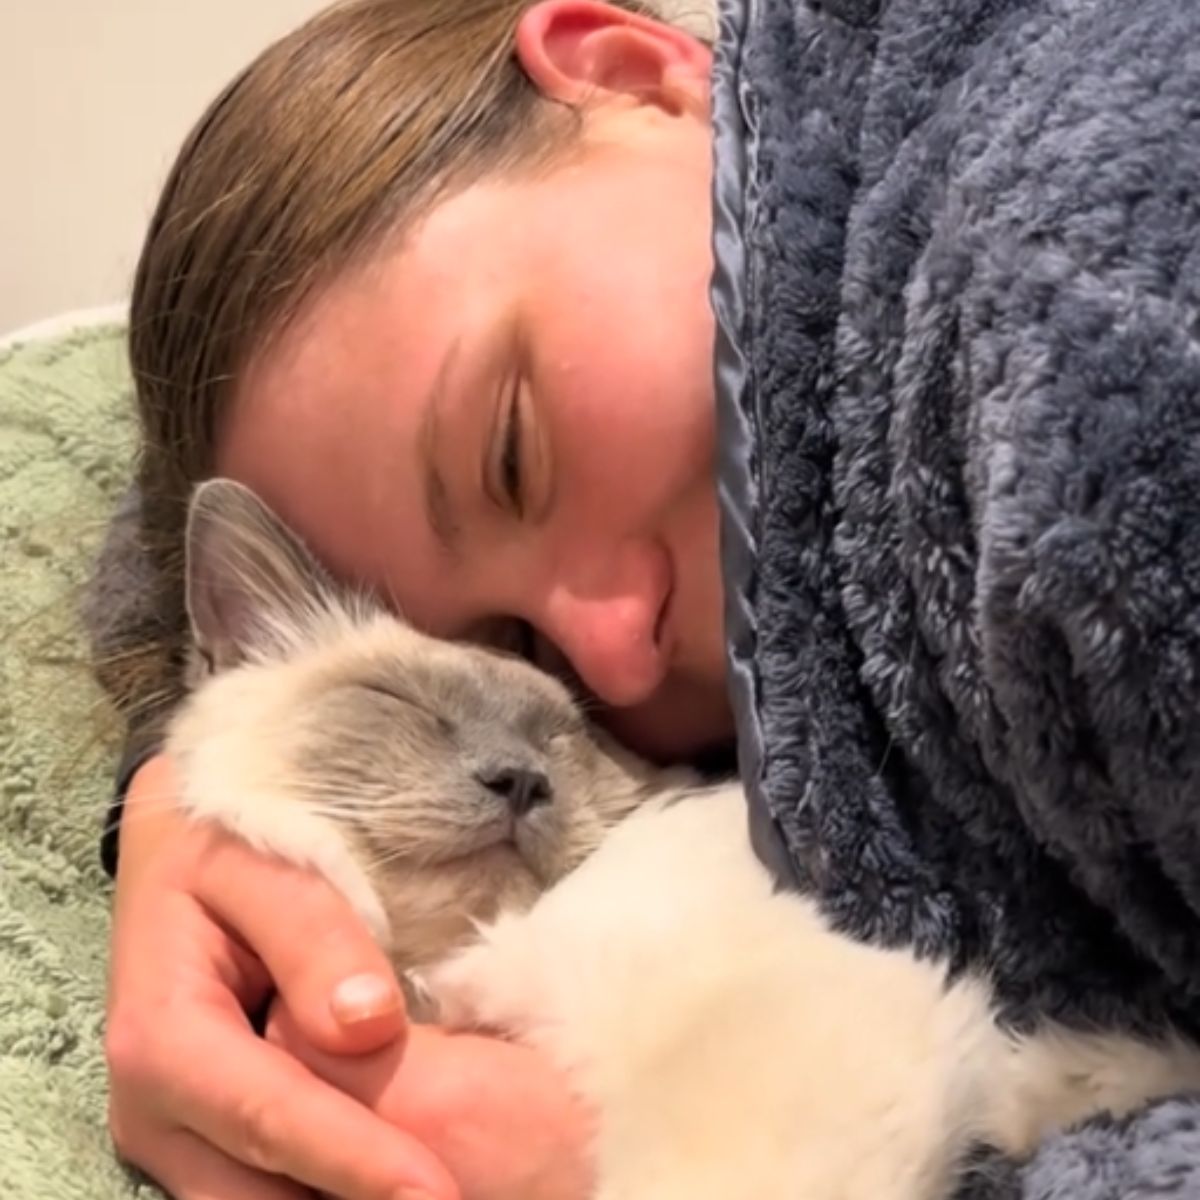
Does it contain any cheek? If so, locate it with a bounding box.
[671,481,727,658]
[534,214,714,465]
[374,791,476,858]
[539,326,713,528]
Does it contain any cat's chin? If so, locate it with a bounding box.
[372,842,544,969]
[513,816,588,890]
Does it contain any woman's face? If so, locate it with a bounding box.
[219,5,730,762]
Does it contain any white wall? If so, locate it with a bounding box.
[0,0,715,337]
[0,0,330,334]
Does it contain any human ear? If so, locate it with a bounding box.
[515,0,711,117]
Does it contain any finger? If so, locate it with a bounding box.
[271,1020,500,1197]
[268,999,410,1109]
[137,1127,310,1200]
[195,832,406,1055]
[175,1014,458,1200]
[276,1020,596,1200]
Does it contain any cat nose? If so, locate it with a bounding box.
[475,766,553,818]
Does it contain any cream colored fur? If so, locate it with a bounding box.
[420,788,1200,1199]
[167,479,1200,1200]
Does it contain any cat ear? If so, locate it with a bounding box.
[184,478,333,672]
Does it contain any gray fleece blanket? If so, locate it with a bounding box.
[709,0,1200,1192]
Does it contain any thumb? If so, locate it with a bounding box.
[196,829,406,1055]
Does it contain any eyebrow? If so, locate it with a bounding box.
[418,340,463,557]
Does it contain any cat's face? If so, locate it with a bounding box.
[168,479,685,966]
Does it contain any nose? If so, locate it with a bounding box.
[537,540,671,709]
[475,766,553,818]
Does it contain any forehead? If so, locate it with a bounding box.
[219,200,512,635]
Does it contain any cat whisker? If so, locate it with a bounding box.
[102,788,374,838]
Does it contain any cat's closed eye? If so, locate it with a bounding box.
[349,680,457,737]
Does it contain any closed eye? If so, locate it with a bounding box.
[355,681,456,737]
[357,680,410,704]
[490,381,524,518]
[546,710,588,742]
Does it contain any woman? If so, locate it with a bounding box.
[90,0,1200,1196]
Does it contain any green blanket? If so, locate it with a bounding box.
[0,323,153,1196]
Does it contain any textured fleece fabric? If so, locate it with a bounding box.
[709,0,1200,1192]
[0,323,154,1196]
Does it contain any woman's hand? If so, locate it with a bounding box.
[267,1007,595,1200]
[104,753,459,1200]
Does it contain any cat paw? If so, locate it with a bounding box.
[413,945,506,1033]
[398,971,443,1024]
[417,918,547,1038]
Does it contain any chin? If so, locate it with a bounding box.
[599,693,736,768]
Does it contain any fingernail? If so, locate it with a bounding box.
[331,973,402,1024]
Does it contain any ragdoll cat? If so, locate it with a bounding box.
[165,478,1200,1200]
